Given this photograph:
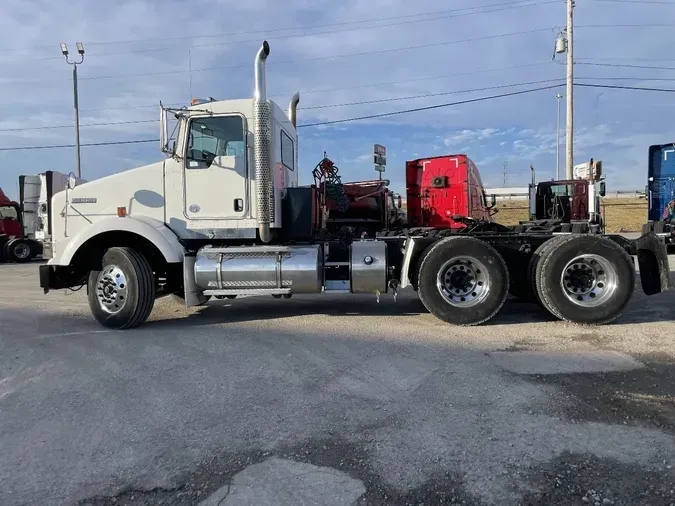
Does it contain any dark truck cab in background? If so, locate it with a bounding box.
[643,143,675,244]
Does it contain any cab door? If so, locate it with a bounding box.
[183,114,248,221]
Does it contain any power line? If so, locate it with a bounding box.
[74,61,552,113]
[0,84,565,149]
[591,0,675,4]
[4,81,672,148]
[297,84,565,128]
[575,76,675,82]
[0,119,157,133]
[304,78,566,110]
[576,61,675,71]
[0,77,563,133]
[0,0,555,55]
[2,28,554,85]
[2,1,559,63]
[576,82,675,92]
[0,139,159,152]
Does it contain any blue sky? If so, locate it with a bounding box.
[1,0,675,199]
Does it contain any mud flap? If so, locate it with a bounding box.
[182,253,209,307]
[635,232,672,295]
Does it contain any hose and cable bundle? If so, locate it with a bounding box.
[313,156,349,212]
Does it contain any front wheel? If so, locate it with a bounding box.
[87,247,156,329]
[417,236,509,326]
[8,238,36,263]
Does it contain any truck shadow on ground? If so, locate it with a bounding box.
[149,293,562,330]
[149,279,674,329]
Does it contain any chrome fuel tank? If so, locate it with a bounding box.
[194,245,322,293]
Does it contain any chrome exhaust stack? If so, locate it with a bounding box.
[253,40,273,243]
[288,92,300,128]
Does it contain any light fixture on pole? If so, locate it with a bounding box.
[61,42,85,179]
[555,93,563,180]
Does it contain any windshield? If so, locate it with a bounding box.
[0,205,18,220]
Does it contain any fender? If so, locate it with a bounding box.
[53,216,185,266]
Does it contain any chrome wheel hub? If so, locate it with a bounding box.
[436,256,490,307]
[560,254,617,307]
[96,265,128,314]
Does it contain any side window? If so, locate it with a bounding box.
[186,116,244,164]
[281,130,294,171]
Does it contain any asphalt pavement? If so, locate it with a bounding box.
[1,261,674,506]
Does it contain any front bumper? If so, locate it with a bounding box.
[39,264,83,293]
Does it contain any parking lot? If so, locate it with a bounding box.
[1,261,674,506]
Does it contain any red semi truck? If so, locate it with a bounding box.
[405,154,496,229]
[0,186,42,262]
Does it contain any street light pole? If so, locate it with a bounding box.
[555,93,563,180]
[565,0,575,180]
[61,42,85,179]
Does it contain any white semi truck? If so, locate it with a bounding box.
[39,41,672,329]
[18,171,87,260]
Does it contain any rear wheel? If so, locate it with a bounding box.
[417,236,509,326]
[535,235,635,325]
[526,236,570,309]
[87,247,156,329]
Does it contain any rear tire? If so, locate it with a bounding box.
[417,236,509,326]
[87,247,156,329]
[526,236,570,309]
[535,235,635,325]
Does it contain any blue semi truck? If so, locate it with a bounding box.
[642,142,675,243]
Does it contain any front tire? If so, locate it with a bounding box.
[417,236,509,326]
[535,235,635,325]
[87,247,156,329]
[8,238,35,263]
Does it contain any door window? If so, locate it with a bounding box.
[186,116,245,165]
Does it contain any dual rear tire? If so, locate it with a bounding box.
[416,235,635,326]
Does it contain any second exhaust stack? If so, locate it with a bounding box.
[253,41,273,243]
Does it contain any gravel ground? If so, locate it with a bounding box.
[1,261,674,506]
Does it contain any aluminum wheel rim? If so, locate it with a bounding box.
[436,256,490,307]
[96,265,129,314]
[13,243,30,259]
[560,254,618,307]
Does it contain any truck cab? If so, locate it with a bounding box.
[522,160,605,234]
[405,154,495,229]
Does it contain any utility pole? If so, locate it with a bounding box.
[565,0,575,180]
[503,160,508,187]
[555,93,563,180]
[60,42,85,179]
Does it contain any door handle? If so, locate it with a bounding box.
[234,199,243,212]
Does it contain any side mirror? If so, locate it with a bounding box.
[67,172,77,190]
[599,182,606,197]
[202,151,216,168]
[397,195,402,209]
[490,194,497,207]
